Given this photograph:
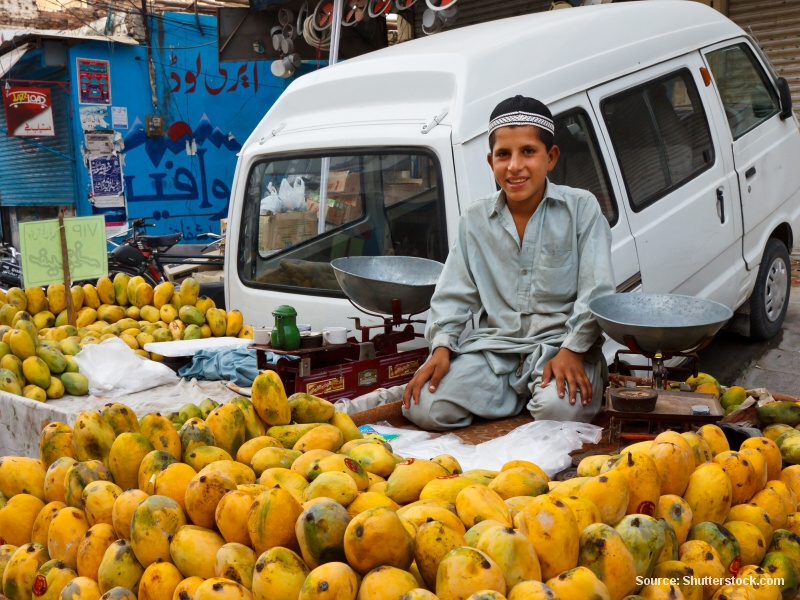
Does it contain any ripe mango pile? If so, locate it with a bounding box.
[0,276,253,401]
[3,371,800,600]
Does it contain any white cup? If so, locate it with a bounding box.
[322,327,348,345]
[253,328,271,345]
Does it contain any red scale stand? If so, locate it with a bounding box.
[253,299,429,401]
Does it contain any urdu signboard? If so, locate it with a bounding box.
[2,87,55,137]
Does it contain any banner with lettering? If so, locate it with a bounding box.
[3,87,55,137]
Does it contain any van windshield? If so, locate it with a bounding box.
[238,150,446,295]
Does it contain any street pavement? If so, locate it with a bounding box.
[697,252,800,395]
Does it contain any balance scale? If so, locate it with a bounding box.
[253,256,441,401]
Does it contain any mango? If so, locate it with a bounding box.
[517,494,580,581]
[43,457,75,504]
[758,401,800,426]
[60,372,89,396]
[456,484,512,528]
[436,547,506,600]
[714,451,759,505]
[97,539,145,594]
[138,561,183,600]
[185,471,237,529]
[761,551,798,599]
[47,283,68,314]
[294,424,344,453]
[226,310,244,337]
[97,304,125,324]
[82,480,123,527]
[106,433,154,491]
[132,282,154,308]
[2,543,49,600]
[48,507,89,569]
[412,518,466,589]
[184,446,233,472]
[214,490,256,546]
[683,463,732,527]
[30,501,65,548]
[246,487,302,555]
[193,308,219,338]
[159,304,178,324]
[487,467,548,500]
[170,525,225,579]
[251,546,309,600]
[579,470,631,525]
[680,540,727,599]
[35,345,66,375]
[251,371,291,427]
[58,576,103,600]
[35,558,77,600]
[153,282,174,309]
[288,392,336,423]
[579,522,637,600]
[139,413,181,461]
[9,329,35,361]
[32,311,55,331]
[77,523,117,580]
[298,561,358,600]
[476,524,542,592]
[205,402,247,458]
[724,521,765,568]
[231,397,266,441]
[614,514,666,583]
[385,458,449,505]
[267,423,321,449]
[179,278,200,306]
[0,494,44,546]
[111,489,149,540]
[0,455,46,499]
[343,506,413,575]
[313,453,370,491]
[173,577,204,600]
[71,410,115,467]
[137,450,177,495]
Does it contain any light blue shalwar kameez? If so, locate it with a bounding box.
[402,181,616,430]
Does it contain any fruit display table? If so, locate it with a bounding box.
[0,378,241,458]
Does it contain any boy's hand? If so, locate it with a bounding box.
[402,347,451,409]
[541,348,592,406]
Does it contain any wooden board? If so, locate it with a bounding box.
[606,389,723,423]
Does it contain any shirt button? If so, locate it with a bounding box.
[522,269,528,275]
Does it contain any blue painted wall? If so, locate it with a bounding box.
[67,12,292,241]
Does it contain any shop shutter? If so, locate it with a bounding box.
[728,0,800,112]
[0,71,77,207]
[410,0,551,38]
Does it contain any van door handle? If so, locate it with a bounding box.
[716,187,725,223]
[745,166,757,179]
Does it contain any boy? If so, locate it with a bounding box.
[402,95,615,430]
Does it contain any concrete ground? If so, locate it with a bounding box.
[697,252,800,395]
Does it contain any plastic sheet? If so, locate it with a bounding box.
[73,337,179,397]
[366,420,603,477]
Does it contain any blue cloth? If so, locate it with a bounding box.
[178,346,263,387]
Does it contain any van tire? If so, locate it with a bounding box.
[749,238,791,340]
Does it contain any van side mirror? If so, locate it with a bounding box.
[777,76,793,120]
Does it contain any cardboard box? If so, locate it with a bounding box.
[327,171,360,194]
[194,270,225,283]
[384,179,425,206]
[259,211,319,252]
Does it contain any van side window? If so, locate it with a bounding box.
[602,69,715,212]
[549,110,618,226]
[706,43,780,140]
[237,151,446,294]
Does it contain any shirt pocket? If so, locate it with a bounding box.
[535,244,576,302]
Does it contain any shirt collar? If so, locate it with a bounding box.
[488,179,565,217]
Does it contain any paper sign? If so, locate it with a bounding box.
[3,87,55,137]
[19,216,108,287]
[84,131,114,154]
[89,154,123,196]
[111,106,128,129]
[80,105,110,131]
[77,58,111,105]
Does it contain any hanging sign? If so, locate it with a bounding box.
[2,87,55,137]
[77,58,112,105]
[88,154,124,196]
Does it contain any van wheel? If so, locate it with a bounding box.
[749,238,791,340]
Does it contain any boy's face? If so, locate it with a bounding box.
[487,125,559,209]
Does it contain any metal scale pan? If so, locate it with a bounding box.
[330,256,444,316]
[589,292,733,389]
[589,292,733,355]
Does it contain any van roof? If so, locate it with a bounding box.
[254,1,744,146]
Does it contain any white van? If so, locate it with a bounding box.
[226,1,800,352]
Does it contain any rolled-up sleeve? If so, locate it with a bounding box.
[561,196,615,354]
[426,216,482,352]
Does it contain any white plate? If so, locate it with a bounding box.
[143,337,253,358]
